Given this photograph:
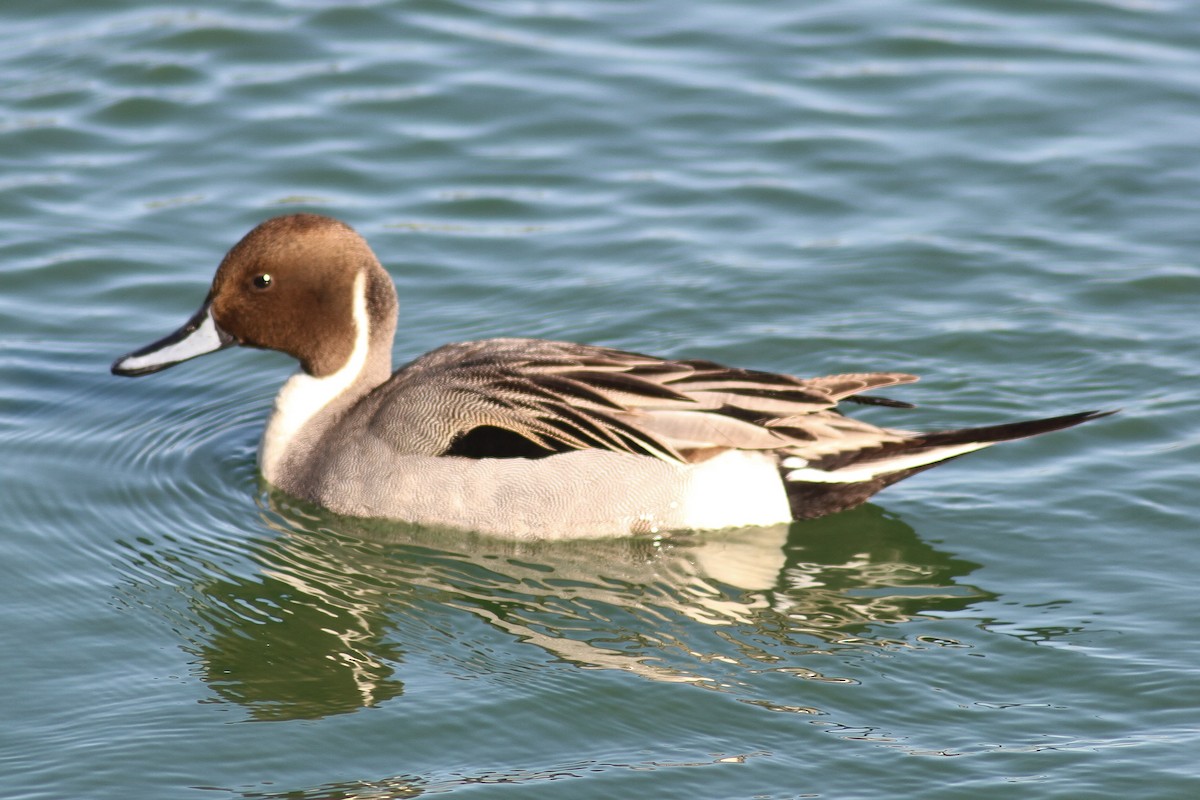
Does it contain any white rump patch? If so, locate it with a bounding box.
[784,442,991,484]
[680,450,792,529]
[260,270,370,483]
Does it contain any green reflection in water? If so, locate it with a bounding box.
[119,492,991,723]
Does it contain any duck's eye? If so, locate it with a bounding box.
[252,273,273,290]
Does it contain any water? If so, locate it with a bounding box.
[2,0,1198,797]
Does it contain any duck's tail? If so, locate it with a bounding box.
[782,409,1114,519]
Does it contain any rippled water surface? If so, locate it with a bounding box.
[3,1,1198,797]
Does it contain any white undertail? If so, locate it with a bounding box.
[782,442,991,484]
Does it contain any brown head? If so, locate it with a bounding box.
[112,214,398,380]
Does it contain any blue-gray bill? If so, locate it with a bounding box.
[111,299,236,377]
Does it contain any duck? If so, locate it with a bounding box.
[112,214,1111,538]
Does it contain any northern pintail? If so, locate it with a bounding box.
[112,214,1111,538]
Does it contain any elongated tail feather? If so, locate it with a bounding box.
[782,409,1114,517]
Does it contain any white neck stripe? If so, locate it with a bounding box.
[259,270,371,483]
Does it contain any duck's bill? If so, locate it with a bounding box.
[111,300,236,377]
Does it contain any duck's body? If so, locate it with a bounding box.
[113,214,1109,538]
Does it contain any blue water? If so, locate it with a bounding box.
[2,1,1198,797]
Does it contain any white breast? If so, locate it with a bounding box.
[259,270,371,483]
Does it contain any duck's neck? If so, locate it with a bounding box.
[259,269,394,485]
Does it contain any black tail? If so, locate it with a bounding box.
[906,409,1116,450]
[786,409,1115,520]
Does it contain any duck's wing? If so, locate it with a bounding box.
[364,338,917,463]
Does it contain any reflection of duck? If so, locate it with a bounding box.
[177,520,407,720]
[770,510,990,648]
[148,492,989,721]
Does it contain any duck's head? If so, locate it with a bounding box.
[112,214,398,379]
